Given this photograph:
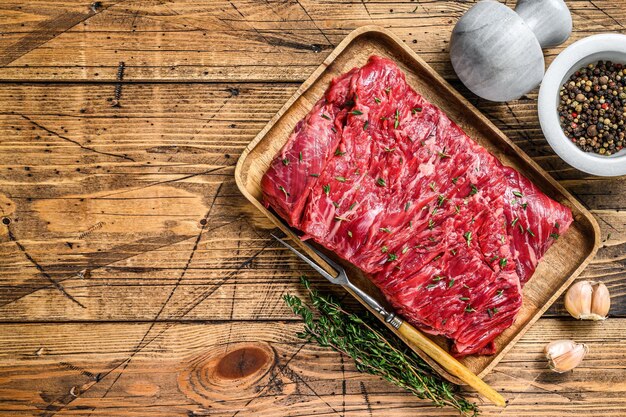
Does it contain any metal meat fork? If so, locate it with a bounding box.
[272,233,506,407]
[272,234,402,329]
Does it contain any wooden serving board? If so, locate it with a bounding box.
[235,26,600,377]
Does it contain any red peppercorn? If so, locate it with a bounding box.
[571,122,577,128]
[571,112,578,118]
[601,103,609,110]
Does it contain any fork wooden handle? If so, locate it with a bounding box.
[398,321,507,407]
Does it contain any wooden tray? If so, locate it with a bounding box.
[235,26,600,377]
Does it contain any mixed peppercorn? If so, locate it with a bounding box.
[558,60,626,156]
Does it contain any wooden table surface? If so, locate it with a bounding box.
[0,1,624,416]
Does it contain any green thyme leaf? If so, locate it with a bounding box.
[278,185,289,198]
[463,231,472,247]
[438,147,450,159]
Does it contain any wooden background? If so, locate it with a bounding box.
[0,1,624,416]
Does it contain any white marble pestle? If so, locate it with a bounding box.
[450,0,572,102]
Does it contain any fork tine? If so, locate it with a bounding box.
[271,234,338,283]
[305,244,344,273]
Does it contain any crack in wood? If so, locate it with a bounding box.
[360,0,375,23]
[97,183,224,399]
[93,166,229,199]
[18,113,135,162]
[58,361,101,381]
[359,381,373,417]
[279,364,342,416]
[0,5,109,67]
[340,353,346,417]
[39,240,274,417]
[588,0,625,29]
[5,227,86,309]
[292,0,334,48]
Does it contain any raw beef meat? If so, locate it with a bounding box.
[262,56,573,356]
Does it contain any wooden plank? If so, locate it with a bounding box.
[0,82,623,188]
[0,82,623,321]
[0,0,624,81]
[0,319,624,416]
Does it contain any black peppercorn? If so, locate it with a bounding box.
[558,61,626,156]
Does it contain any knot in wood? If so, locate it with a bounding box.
[216,346,269,380]
[177,342,278,408]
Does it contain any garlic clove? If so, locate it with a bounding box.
[564,281,593,319]
[590,282,610,320]
[564,280,610,320]
[544,340,588,373]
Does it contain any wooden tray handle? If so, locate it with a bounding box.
[398,321,507,407]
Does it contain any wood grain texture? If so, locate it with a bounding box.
[0,0,625,416]
[0,82,623,322]
[0,320,625,416]
[0,0,624,81]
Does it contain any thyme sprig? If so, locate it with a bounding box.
[284,276,479,416]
